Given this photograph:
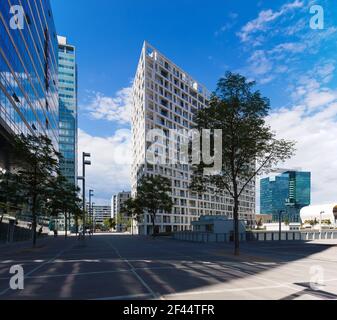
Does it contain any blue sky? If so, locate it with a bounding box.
[51,0,337,206]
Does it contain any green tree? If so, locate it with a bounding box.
[121,197,143,222]
[12,134,60,247]
[191,73,296,256]
[0,171,24,235]
[136,176,173,237]
[47,173,81,238]
[103,218,116,231]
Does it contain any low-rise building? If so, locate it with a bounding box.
[263,223,301,232]
[192,215,246,235]
[255,214,273,225]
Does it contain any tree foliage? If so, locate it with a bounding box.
[47,173,82,238]
[0,134,82,246]
[123,176,173,236]
[191,72,296,255]
[10,134,60,246]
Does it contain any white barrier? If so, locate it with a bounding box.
[174,231,337,243]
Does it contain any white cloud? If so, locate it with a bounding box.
[248,50,273,75]
[306,90,336,109]
[237,0,304,43]
[78,128,132,205]
[270,42,306,54]
[266,86,337,205]
[85,87,133,124]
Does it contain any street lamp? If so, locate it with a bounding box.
[279,210,286,241]
[81,152,91,238]
[320,211,324,235]
[89,190,94,233]
[92,202,95,233]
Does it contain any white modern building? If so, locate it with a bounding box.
[192,216,246,235]
[91,205,112,225]
[111,191,132,219]
[131,42,256,235]
[300,204,337,227]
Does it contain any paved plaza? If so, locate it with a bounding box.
[0,234,337,300]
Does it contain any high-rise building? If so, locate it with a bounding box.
[0,0,59,170]
[111,191,131,219]
[57,36,77,185]
[132,42,256,235]
[260,171,311,222]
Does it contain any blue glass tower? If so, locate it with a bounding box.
[260,171,311,222]
[0,0,59,169]
[57,36,77,185]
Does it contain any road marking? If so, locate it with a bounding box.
[164,277,337,299]
[0,265,191,280]
[105,240,159,300]
[0,241,75,297]
[165,284,297,298]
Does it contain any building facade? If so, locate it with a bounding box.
[132,42,256,235]
[57,36,77,185]
[92,205,112,225]
[0,0,59,170]
[260,171,311,222]
[111,191,131,219]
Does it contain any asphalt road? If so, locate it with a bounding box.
[0,234,336,300]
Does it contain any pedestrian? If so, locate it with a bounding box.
[38,226,43,237]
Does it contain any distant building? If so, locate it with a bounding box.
[92,205,111,225]
[58,36,78,185]
[262,223,301,232]
[255,214,273,225]
[260,171,311,222]
[300,204,337,227]
[111,191,131,219]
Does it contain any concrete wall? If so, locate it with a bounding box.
[301,231,337,241]
[174,230,337,243]
[247,231,302,241]
[0,222,32,244]
[174,232,246,243]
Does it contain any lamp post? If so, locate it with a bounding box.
[92,202,95,234]
[81,152,91,238]
[320,211,324,236]
[89,189,94,234]
[279,210,285,241]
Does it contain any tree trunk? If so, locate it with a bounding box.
[233,197,240,256]
[32,197,37,248]
[75,217,79,235]
[65,211,68,239]
[151,214,156,238]
[0,212,4,237]
[32,166,38,247]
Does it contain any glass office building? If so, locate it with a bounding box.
[0,0,59,169]
[57,36,77,185]
[260,171,311,222]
